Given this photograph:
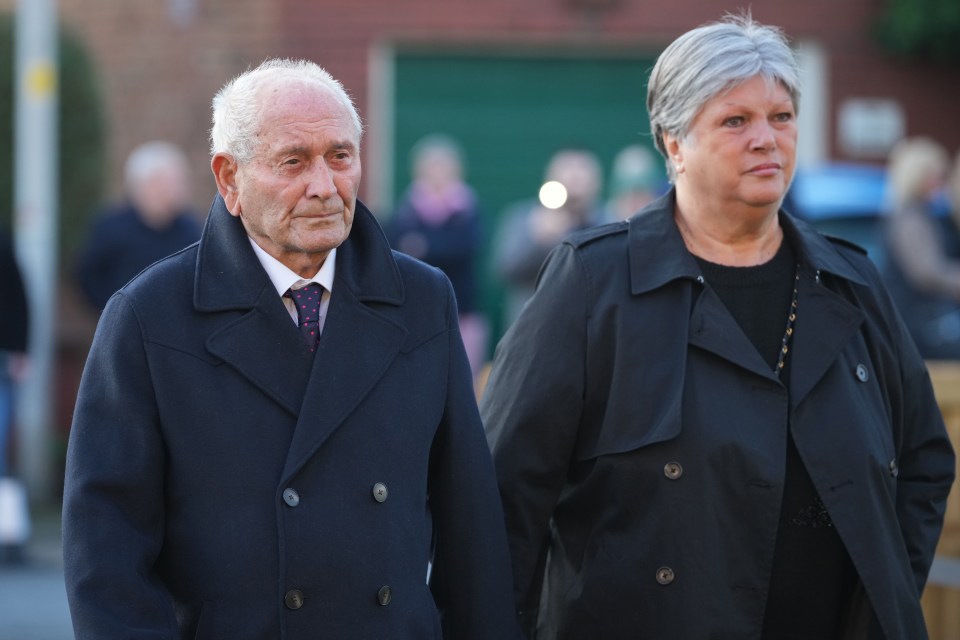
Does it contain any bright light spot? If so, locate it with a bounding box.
[538,181,568,209]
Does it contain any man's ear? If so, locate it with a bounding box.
[211,153,241,216]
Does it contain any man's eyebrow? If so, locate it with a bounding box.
[330,140,358,152]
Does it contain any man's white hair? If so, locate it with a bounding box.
[209,58,363,163]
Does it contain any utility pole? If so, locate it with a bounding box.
[14,0,59,503]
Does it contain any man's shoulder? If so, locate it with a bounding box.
[391,248,448,288]
[119,242,199,302]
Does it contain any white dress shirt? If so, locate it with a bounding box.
[248,239,336,335]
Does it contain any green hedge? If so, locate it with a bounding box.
[875,0,960,63]
[0,13,106,266]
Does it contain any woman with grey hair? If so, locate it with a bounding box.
[480,14,953,639]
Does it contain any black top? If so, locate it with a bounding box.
[697,239,859,639]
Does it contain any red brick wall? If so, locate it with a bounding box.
[56,0,284,211]
[273,0,960,171]
[3,0,958,207]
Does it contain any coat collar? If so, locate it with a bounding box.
[195,194,406,421]
[626,188,868,399]
[194,194,404,312]
[627,188,869,295]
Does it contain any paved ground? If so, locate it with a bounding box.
[0,504,74,640]
[2,502,958,640]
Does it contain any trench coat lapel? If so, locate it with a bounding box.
[629,194,870,389]
[197,195,313,416]
[628,193,776,381]
[788,271,865,407]
[782,215,868,406]
[688,285,777,380]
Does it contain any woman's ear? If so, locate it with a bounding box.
[662,133,685,175]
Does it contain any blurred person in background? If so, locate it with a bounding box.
[387,133,487,375]
[0,229,29,563]
[881,136,960,359]
[63,58,520,640]
[493,147,604,328]
[0,229,28,481]
[481,14,954,640]
[75,140,202,312]
[605,143,664,221]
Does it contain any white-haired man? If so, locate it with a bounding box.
[64,59,521,640]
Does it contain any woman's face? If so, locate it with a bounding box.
[667,75,797,213]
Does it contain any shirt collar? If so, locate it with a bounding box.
[247,238,337,296]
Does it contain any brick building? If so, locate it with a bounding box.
[2,0,956,215]
[6,0,959,426]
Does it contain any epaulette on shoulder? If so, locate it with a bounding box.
[824,234,868,255]
[566,220,628,248]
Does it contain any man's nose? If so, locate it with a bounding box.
[305,160,337,198]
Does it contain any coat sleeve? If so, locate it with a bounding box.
[892,328,956,594]
[62,292,179,639]
[479,243,589,638]
[427,276,525,640]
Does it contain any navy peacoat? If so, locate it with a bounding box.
[480,190,955,640]
[63,195,521,639]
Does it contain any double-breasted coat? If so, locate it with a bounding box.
[63,195,520,639]
[480,191,955,639]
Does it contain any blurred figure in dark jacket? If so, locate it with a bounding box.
[387,134,488,374]
[493,148,604,328]
[75,140,202,311]
[0,229,28,480]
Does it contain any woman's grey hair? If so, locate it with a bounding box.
[209,58,364,163]
[647,13,801,182]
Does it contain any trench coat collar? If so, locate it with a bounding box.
[627,188,869,394]
[626,188,870,296]
[195,194,405,418]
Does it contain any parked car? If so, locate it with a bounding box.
[785,162,889,267]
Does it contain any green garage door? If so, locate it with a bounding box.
[391,51,661,346]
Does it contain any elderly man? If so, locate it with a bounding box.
[63,59,520,640]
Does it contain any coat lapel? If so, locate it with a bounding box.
[628,192,871,393]
[281,285,406,479]
[628,193,776,380]
[688,285,778,380]
[194,195,312,416]
[788,273,864,406]
[782,216,868,406]
[280,199,406,479]
[205,285,314,416]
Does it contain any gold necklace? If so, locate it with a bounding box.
[775,266,801,376]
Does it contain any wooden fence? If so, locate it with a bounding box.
[923,361,960,640]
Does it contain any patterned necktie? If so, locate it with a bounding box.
[285,283,324,352]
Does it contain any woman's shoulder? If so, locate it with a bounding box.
[565,219,630,250]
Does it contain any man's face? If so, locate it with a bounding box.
[215,80,362,277]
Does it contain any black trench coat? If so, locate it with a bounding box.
[480,190,955,640]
